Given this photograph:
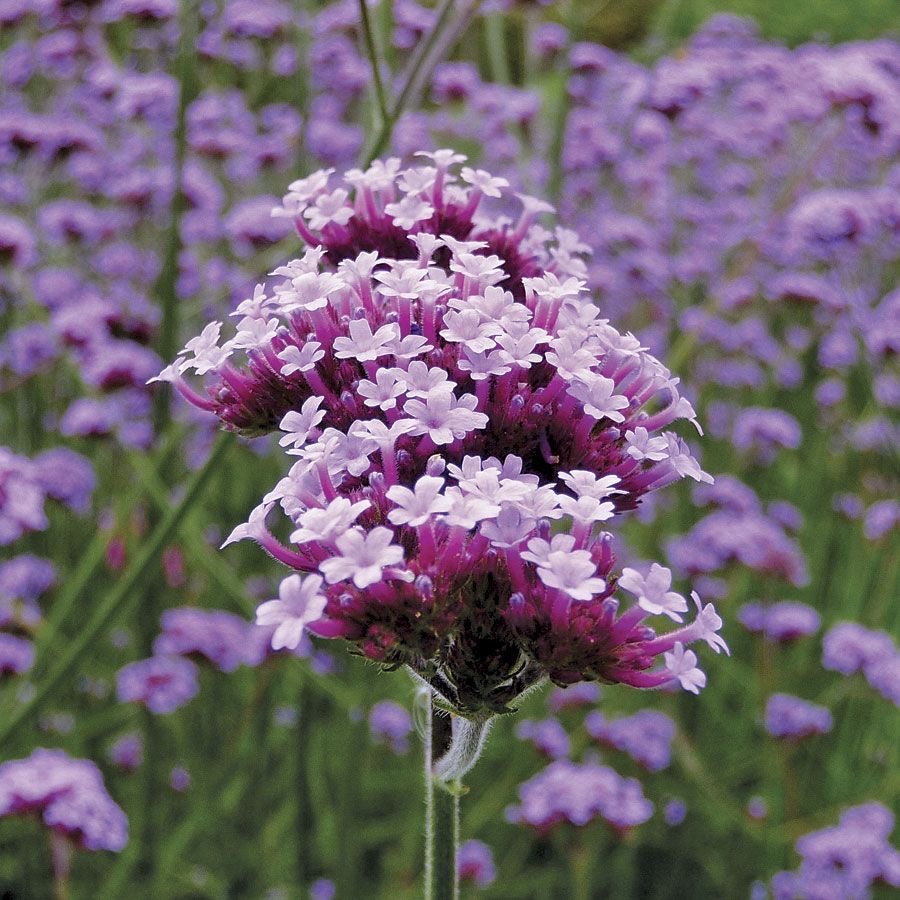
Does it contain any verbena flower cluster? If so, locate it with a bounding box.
[157,153,728,714]
[0,748,127,852]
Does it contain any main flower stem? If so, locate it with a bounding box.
[424,691,461,900]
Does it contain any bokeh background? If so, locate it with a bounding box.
[0,0,898,897]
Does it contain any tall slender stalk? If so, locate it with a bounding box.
[363,0,482,166]
[358,0,390,124]
[0,431,233,751]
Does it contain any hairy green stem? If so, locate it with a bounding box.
[424,691,461,900]
[0,431,233,751]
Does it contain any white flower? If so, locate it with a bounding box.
[664,433,714,483]
[290,497,370,545]
[398,362,455,398]
[690,592,730,655]
[440,309,503,351]
[557,495,616,526]
[521,534,576,568]
[402,393,488,445]
[304,188,354,230]
[256,574,328,650]
[536,551,606,601]
[230,316,279,351]
[664,643,706,694]
[333,319,400,361]
[568,375,630,423]
[278,341,324,376]
[385,195,435,230]
[179,322,232,375]
[278,398,326,450]
[357,369,408,410]
[618,564,688,622]
[480,504,536,547]
[625,427,669,462]
[460,167,509,197]
[387,476,450,526]
[319,527,405,588]
[558,471,622,500]
[416,149,467,168]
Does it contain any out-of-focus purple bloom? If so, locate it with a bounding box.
[0,748,128,851]
[107,733,144,773]
[309,879,336,900]
[863,500,898,541]
[0,322,58,377]
[0,633,34,677]
[0,554,55,605]
[458,839,497,888]
[116,656,199,714]
[747,797,767,820]
[864,654,900,707]
[368,700,413,755]
[547,681,601,712]
[153,607,255,672]
[764,693,833,740]
[515,718,570,759]
[585,710,675,772]
[169,766,191,792]
[0,213,36,268]
[732,408,802,462]
[737,601,821,643]
[0,447,47,544]
[505,759,653,833]
[33,448,96,514]
[770,802,900,899]
[822,622,895,675]
[664,798,687,826]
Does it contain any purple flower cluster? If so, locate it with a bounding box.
[159,155,728,714]
[764,693,833,741]
[0,446,93,544]
[505,758,653,833]
[770,803,900,899]
[116,655,200,715]
[0,748,127,852]
[822,621,900,706]
[668,479,808,587]
[584,709,675,772]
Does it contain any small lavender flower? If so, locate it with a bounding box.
[0,748,127,851]
[664,798,687,826]
[585,709,675,772]
[505,759,653,833]
[116,656,199,714]
[169,766,191,792]
[368,700,413,755]
[764,693,833,740]
[457,839,497,888]
[107,733,144,772]
[515,717,571,759]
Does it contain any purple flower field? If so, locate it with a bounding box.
[0,1,897,897]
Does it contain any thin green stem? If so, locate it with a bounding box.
[0,431,233,751]
[358,0,389,124]
[152,0,199,433]
[363,0,480,166]
[484,14,510,84]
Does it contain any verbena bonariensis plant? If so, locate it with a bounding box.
[154,151,727,892]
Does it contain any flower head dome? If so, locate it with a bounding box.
[156,152,726,716]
